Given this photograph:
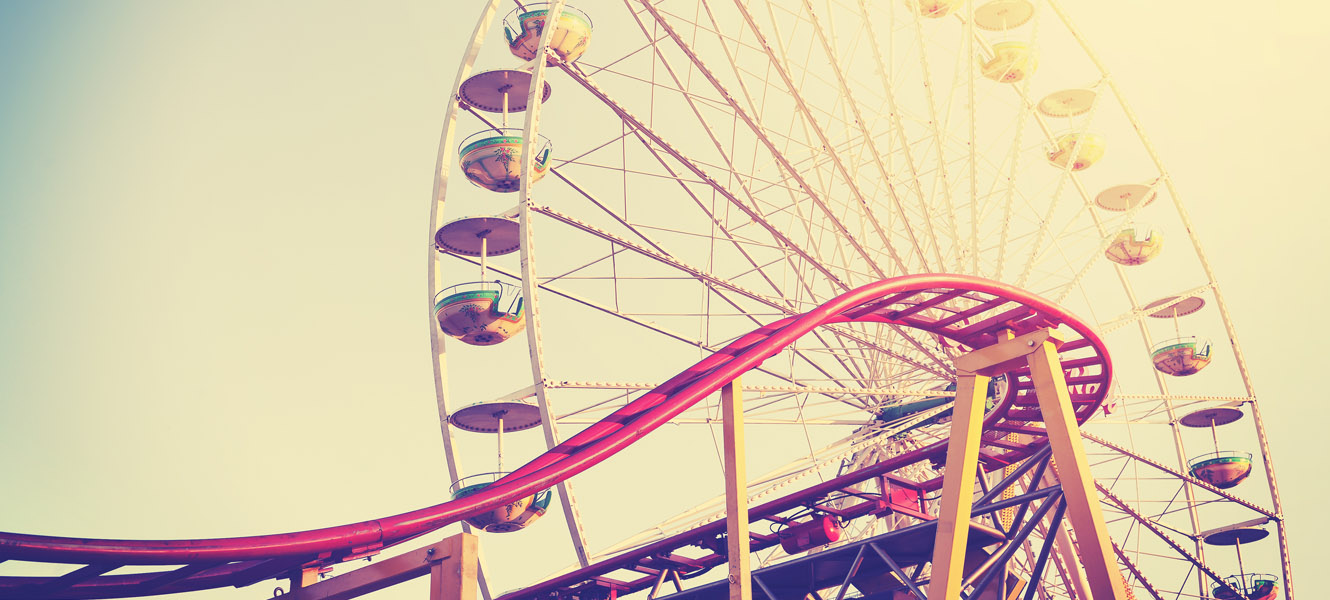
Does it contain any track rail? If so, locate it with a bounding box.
[0,274,1110,599]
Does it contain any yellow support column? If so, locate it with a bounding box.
[722,378,751,600]
[928,371,991,600]
[1026,340,1128,600]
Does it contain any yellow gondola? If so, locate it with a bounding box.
[450,473,553,533]
[1151,336,1212,376]
[1214,574,1279,600]
[434,281,526,346]
[1105,225,1163,266]
[1189,451,1253,489]
[459,129,552,193]
[505,4,593,65]
[1047,133,1105,171]
[981,41,1037,83]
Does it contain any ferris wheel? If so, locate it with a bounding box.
[428,1,1291,600]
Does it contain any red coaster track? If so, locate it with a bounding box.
[0,274,1110,599]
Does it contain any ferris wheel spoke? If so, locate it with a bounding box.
[989,106,1033,282]
[563,63,856,291]
[961,4,979,275]
[959,18,1046,277]
[535,204,797,311]
[640,0,905,280]
[855,2,948,270]
[1111,540,1167,600]
[613,127,821,305]
[448,253,873,408]
[1095,481,1245,599]
[1084,433,1276,519]
[646,4,773,57]
[801,0,934,272]
[575,37,668,79]
[466,218,887,401]
[566,64,744,113]
[530,204,950,385]
[1012,169,1088,290]
[1094,283,1213,334]
[904,9,965,266]
[743,0,914,277]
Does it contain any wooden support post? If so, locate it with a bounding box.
[275,532,478,600]
[722,377,751,600]
[1026,340,1128,600]
[928,371,991,600]
[431,533,480,600]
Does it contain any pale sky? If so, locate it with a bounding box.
[0,2,1325,599]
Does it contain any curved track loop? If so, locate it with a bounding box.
[0,274,1110,599]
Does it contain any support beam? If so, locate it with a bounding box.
[722,378,751,600]
[276,533,478,600]
[432,534,480,600]
[929,371,991,600]
[952,329,1058,377]
[1026,341,1128,600]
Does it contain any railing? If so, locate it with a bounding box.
[1151,336,1211,355]
[1215,573,1278,596]
[434,280,522,313]
[450,472,510,497]
[1188,450,1252,469]
[457,128,552,160]
[450,472,552,505]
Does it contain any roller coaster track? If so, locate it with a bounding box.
[0,274,1111,599]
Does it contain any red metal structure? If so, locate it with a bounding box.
[0,274,1111,599]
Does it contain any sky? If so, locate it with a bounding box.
[0,1,1327,599]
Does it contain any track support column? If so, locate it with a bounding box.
[431,533,480,600]
[929,370,991,600]
[936,328,1128,600]
[1026,339,1128,600]
[722,377,751,600]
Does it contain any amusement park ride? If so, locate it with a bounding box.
[0,1,1295,600]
